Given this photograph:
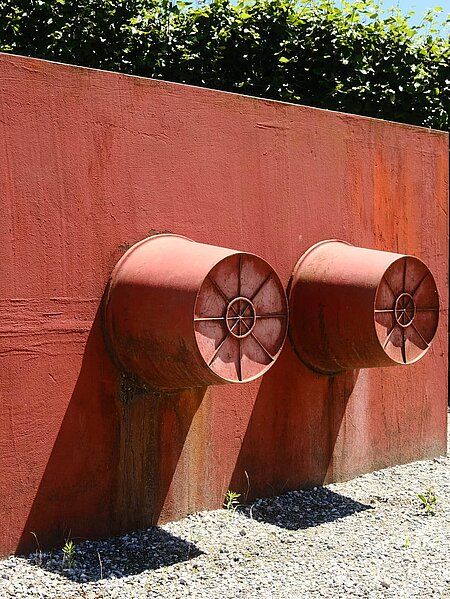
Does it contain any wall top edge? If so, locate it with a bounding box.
[0,51,448,142]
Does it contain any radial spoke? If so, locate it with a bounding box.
[230,319,240,332]
[250,272,273,302]
[375,309,395,313]
[240,318,252,332]
[416,307,439,312]
[250,332,275,361]
[207,276,231,304]
[411,322,430,347]
[237,337,242,381]
[256,312,288,318]
[383,322,398,349]
[228,315,254,321]
[401,328,407,363]
[381,275,397,301]
[240,303,251,317]
[228,315,253,322]
[229,301,241,316]
[411,272,430,297]
[194,316,226,322]
[208,332,230,366]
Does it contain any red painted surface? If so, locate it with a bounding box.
[0,53,447,556]
[289,240,439,374]
[105,234,288,388]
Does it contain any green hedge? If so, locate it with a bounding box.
[0,0,448,131]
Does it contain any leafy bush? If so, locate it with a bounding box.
[0,0,448,131]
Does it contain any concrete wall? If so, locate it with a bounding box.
[0,52,447,555]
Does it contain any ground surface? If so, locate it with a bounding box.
[1,416,449,599]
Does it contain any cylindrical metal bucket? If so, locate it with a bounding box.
[104,234,288,389]
[288,240,439,375]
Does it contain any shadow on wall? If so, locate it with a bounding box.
[17,301,121,554]
[16,299,357,555]
[229,343,359,502]
[17,298,206,555]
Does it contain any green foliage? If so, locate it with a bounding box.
[224,489,241,513]
[418,485,438,514]
[62,537,76,568]
[0,0,448,131]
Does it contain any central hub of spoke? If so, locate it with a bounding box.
[395,292,416,328]
[226,297,256,338]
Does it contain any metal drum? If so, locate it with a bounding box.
[105,234,288,389]
[288,240,439,375]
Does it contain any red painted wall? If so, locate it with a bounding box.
[0,53,447,556]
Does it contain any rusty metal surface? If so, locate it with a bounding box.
[104,234,288,389]
[289,240,439,374]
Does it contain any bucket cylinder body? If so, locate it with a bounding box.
[289,240,439,375]
[104,234,288,389]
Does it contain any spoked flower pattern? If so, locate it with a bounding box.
[194,253,288,382]
[375,256,439,364]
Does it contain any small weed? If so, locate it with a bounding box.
[224,490,241,514]
[62,538,76,568]
[97,550,103,579]
[403,536,411,548]
[418,486,438,515]
[30,532,43,566]
[244,470,250,504]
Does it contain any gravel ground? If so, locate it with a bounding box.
[1,420,449,599]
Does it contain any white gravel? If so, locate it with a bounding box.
[1,415,449,599]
